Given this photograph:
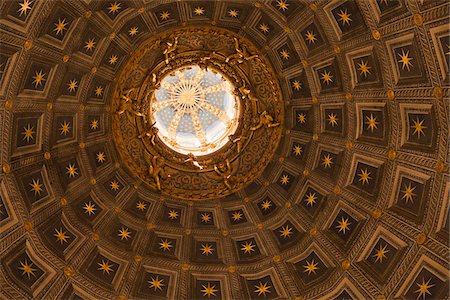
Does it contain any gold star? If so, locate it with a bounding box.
[446,44,450,55]
[303,259,319,275]
[84,38,96,51]
[292,80,302,91]
[53,18,67,35]
[228,9,239,18]
[201,282,218,298]
[83,201,96,216]
[108,54,118,65]
[280,174,290,185]
[168,209,179,219]
[159,11,171,21]
[200,243,214,256]
[337,9,352,26]
[279,225,293,238]
[297,113,306,124]
[321,154,333,168]
[22,124,35,142]
[29,178,43,195]
[59,120,71,135]
[305,192,317,206]
[241,241,255,254]
[148,276,165,291]
[32,69,46,88]
[357,60,371,77]
[128,26,138,37]
[97,259,114,274]
[200,212,211,223]
[110,180,120,191]
[397,49,413,71]
[321,70,333,85]
[327,113,338,126]
[254,281,271,297]
[108,2,121,14]
[66,163,78,178]
[96,151,106,163]
[358,168,371,185]
[401,183,416,203]
[17,0,33,16]
[95,86,103,97]
[159,239,173,251]
[194,6,205,15]
[280,49,290,60]
[261,199,272,210]
[18,259,37,279]
[411,117,427,139]
[336,217,351,234]
[54,228,70,244]
[90,119,99,130]
[276,0,289,11]
[365,114,379,132]
[136,201,146,211]
[380,0,390,5]
[67,79,78,92]
[372,244,389,263]
[259,23,270,33]
[232,211,243,221]
[305,30,317,44]
[293,145,302,156]
[415,278,435,300]
[118,226,131,240]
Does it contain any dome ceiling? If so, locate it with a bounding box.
[0,0,449,299]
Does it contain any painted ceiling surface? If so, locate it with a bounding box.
[0,0,449,299]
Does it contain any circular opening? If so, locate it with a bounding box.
[151,65,239,155]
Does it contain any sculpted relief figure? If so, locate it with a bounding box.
[184,153,203,170]
[214,158,233,190]
[225,37,258,64]
[117,88,147,121]
[229,134,246,153]
[164,37,178,64]
[138,121,159,146]
[250,110,280,131]
[148,155,168,191]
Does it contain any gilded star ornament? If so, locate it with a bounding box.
[276,0,289,11]
[321,70,333,84]
[84,38,96,51]
[327,113,338,126]
[201,282,218,298]
[30,178,43,196]
[118,226,131,240]
[96,151,106,163]
[280,174,290,185]
[19,259,37,279]
[305,30,317,44]
[321,154,333,168]
[108,2,121,14]
[59,120,71,135]
[193,6,205,15]
[108,54,118,65]
[168,209,179,219]
[159,239,173,251]
[358,168,371,185]
[136,201,147,211]
[293,145,303,156]
[292,80,302,91]
[337,9,352,26]
[200,212,211,223]
[128,26,138,37]
[373,244,389,263]
[259,23,270,33]
[357,60,371,77]
[232,211,243,221]
[95,86,104,97]
[401,183,416,203]
[280,49,290,60]
[261,199,272,210]
[200,243,214,256]
[279,225,293,238]
[18,0,33,16]
[83,201,96,216]
[148,276,165,291]
[159,11,171,21]
[32,69,46,88]
[415,278,435,300]
[90,119,99,130]
[54,228,70,244]
[305,192,317,206]
[67,79,78,92]
[97,259,114,274]
[241,241,255,254]
[336,217,351,234]
[297,113,306,124]
[411,117,427,139]
[397,49,413,71]
[53,18,68,35]
[110,180,120,191]
[303,259,319,275]
[228,9,239,18]
[66,163,78,178]
[365,114,379,132]
[22,124,35,142]
[254,281,271,297]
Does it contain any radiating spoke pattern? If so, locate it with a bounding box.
[152,65,238,155]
